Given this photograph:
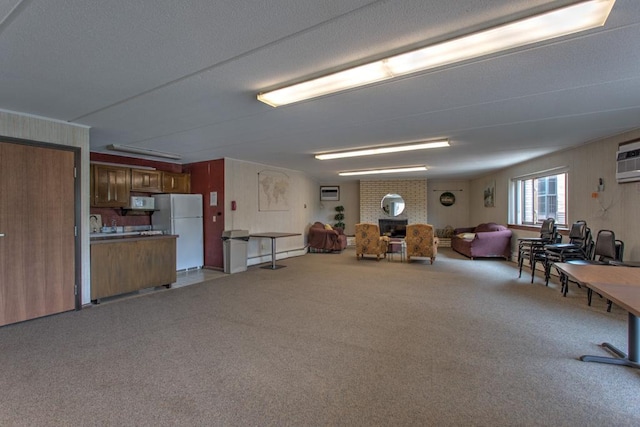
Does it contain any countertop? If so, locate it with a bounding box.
[90,233,178,244]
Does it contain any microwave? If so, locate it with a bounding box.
[129,196,155,210]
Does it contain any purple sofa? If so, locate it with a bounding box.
[451,223,512,260]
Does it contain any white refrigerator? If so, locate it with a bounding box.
[152,194,204,271]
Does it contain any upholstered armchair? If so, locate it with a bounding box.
[405,224,438,264]
[355,223,389,261]
[308,221,347,252]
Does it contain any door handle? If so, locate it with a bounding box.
[0,233,4,237]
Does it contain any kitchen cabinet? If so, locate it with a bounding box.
[90,235,177,302]
[91,164,130,207]
[162,172,191,193]
[131,168,162,193]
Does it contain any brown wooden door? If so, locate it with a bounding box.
[0,141,76,326]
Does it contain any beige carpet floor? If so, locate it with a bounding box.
[1,248,638,426]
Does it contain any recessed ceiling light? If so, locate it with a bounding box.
[315,140,449,160]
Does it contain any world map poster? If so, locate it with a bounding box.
[258,170,290,211]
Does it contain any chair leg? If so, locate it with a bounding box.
[562,274,570,297]
[544,262,551,286]
[530,259,536,283]
[607,300,612,312]
[587,288,593,306]
[518,255,524,278]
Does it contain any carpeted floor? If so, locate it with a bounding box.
[1,248,638,426]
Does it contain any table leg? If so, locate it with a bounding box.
[580,313,640,369]
[260,237,286,270]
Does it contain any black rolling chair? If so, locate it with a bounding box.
[517,218,560,283]
[543,220,593,287]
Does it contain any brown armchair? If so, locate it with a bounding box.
[355,223,389,261]
[405,223,438,264]
[308,222,347,252]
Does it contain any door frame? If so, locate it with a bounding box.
[1,136,82,310]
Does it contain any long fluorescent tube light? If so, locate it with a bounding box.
[258,0,615,107]
[315,140,449,160]
[106,144,182,160]
[339,166,427,176]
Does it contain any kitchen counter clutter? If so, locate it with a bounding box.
[89,224,163,240]
[90,230,164,239]
[90,234,177,303]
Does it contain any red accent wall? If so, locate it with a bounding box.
[184,159,225,269]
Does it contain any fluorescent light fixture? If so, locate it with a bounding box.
[315,140,449,160]
[258,0,615,107]
[339,166,427,176]
[106,144,181,160]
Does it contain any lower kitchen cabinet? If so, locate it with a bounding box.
[90,235,177,302]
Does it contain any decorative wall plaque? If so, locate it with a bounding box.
[439,192,456,206]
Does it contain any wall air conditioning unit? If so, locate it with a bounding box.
[616,140,640,183]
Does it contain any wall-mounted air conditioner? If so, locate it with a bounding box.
[616,140,640,183]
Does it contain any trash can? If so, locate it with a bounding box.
[221,230,250,274]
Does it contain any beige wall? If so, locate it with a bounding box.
[426,180,471,230]
[0,109,91,304]
[359,179,428,224]
[317,181,359,235]
[469,128,640,260]
[224,158,318,266]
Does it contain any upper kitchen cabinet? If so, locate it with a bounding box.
[131,169,163,193]
[91,164,130,207]
[162,172,191,193]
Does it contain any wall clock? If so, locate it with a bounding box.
[439,192,456,206]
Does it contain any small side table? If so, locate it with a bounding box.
[387,238,406,262]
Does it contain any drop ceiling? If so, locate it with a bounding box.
[1,0,639,182]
